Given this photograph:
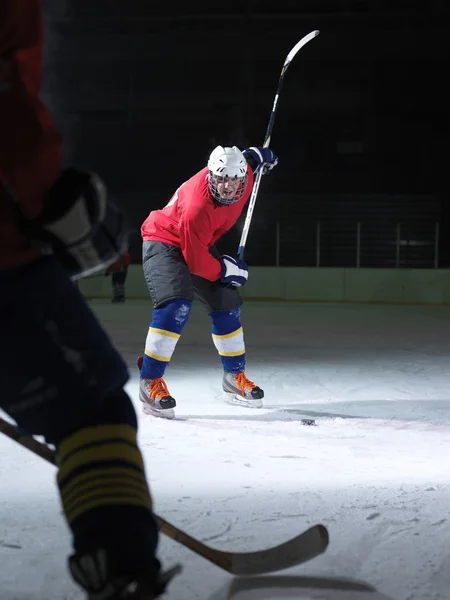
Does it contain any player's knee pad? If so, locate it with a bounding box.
[209,307,241,331]
[151,298,192,333]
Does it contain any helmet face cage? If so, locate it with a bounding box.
[208,172,248,205]
[207,145,248,205]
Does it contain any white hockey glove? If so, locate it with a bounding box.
[219,255,248,287]
[33,169,130,280]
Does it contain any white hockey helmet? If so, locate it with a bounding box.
[207,145,248,205]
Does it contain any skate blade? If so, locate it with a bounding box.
[142,402,175,420]
[223,391,263,409]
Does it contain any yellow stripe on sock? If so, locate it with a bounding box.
[144,350,171,362]
[63,479,151,513]
[57,424,137,464]
[59,466,145,500]
[65,495,153,525]
[64,484,152,522]
[149,327,180,339]
[56,424,154,527]
[212,327,243,340]
[61,472,150,508]
[57,443,145,484]
[218,350,246,357]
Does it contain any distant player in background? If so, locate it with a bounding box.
[106,250,132,303]
[139,145,278,419]
[0,1,169,598]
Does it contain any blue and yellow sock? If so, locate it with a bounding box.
[210,308,246,373]
[140,299,192,380]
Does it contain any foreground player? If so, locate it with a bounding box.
[0,1,169,598]
[139,145,278,418]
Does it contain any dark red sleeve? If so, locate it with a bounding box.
[0,0,63,217]
[122,251,132,266]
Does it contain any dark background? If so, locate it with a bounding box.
[41,0,450,268]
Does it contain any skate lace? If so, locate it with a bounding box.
[149,378,171,401]
[235,372,257,394]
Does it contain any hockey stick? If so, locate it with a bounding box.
[238,29,320,260]
[0,415,329,575]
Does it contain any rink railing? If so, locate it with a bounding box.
[78,220,450,305]
[269,220,441,268]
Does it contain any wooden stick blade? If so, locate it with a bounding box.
[230,524,329,576]
[0,416,330,576]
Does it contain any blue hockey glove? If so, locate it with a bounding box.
[219,255,248,287]
[243,147,278,174]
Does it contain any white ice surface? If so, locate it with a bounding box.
[2,300,450,599]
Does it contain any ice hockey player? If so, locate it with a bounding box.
[106,250,132,303]
[0,1,171,597]
[138,144,278,418]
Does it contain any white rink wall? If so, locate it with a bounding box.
[79,266,450,306]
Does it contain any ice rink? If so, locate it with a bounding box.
[2,299,450,599]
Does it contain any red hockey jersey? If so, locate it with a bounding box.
[0,0,63,269]
[141,166,254,281]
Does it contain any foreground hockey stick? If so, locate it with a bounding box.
[0,415,329,574]
[238,29,320,260]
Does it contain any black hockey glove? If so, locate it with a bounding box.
[33,169,130,280]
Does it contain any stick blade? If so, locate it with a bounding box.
[286,30,320,64]
[230,524,329,576]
